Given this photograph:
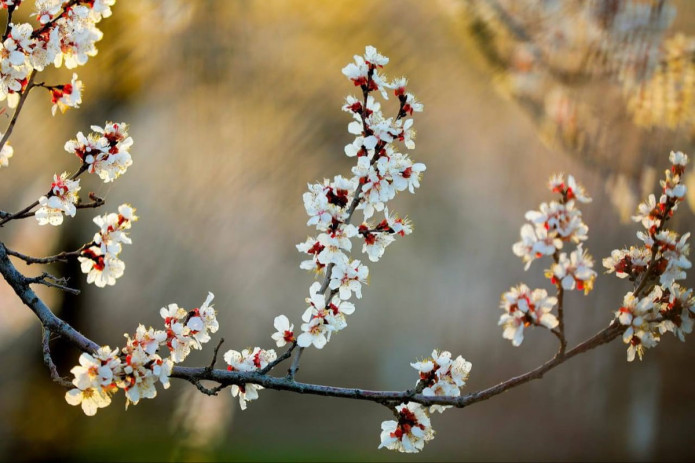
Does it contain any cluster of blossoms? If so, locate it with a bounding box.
[289,45,425,352]
[502,174,596,345]
[207,48,459,456]
[604,151,694,361]
[0,0,115,168]
[31,121,136,287]
[35,121,132,229]
[379,403,434,453]
[0,0,112,116]
[35,172,80,225]
[30,121,136,287]
[77,203,136,287]
[65,122,133,183]
[411,350,472,413]
[217,47,427,416]
[294,281,356,349]
[223,347,277,410]
[65,293,218,415]
[377,350,472,453]
[499,284,558,346]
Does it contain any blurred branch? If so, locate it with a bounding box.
[480,0,603,84]
[0,70,36,155]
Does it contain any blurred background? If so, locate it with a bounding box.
[0,0,694,461]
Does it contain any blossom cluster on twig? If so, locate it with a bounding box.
[503,173,596,347]
[65,293,219,415]
[0,0,114,164]
[291,46,425,351]
[605,151,694,361]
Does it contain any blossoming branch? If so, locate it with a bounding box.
[0,2,692,456]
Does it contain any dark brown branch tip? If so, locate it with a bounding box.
[206,338,225,372]
[189,378,226,396]
[87,192,105,204]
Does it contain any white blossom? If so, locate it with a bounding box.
[271,314,295,347]
[499,284,558,346]
[379,403,434,453]
[35,173,80,226]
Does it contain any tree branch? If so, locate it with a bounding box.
[5,242,92,265]
[0,239,628,411]
[171,321,623,409]
[287,346,304,380]
[0,243,100,353]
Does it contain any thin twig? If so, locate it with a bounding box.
[556,285,566,354]
[42,328,74,388]
[187,377,227,396]
[206,338,225,372]
[549,326,564,347]
[551,250,567,356]
[260,341,296,375]
[5,242,92,265]
[26,272,80,295]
